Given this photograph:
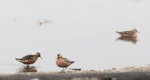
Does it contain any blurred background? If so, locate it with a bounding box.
[0,0,149,73]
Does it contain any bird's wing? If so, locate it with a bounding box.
[123,31,134,35]
[21,55,34,60]
[63,58,74,63]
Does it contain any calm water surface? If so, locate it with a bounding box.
[0,0,150,73]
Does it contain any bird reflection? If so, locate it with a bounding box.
[116,36,137,44]
[17,66,37,73]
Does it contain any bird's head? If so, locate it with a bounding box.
[57,54,62,58]
[35,52,42,59]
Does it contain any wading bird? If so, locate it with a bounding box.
[15,52,42,66]
[56,54,74,72]
[116,28,138,37]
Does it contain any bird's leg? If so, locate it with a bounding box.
[64,67,67,70]
[60,68,66,73]
[62,68,65,72]
[27,64,30,68]
[61,68,68,73]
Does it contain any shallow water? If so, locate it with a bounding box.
[0,0,150,74]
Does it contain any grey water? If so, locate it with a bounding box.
[0,0,150,73]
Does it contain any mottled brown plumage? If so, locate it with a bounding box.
[56,54,74,71]
[116,28,138,37]
[15,52,41,66]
